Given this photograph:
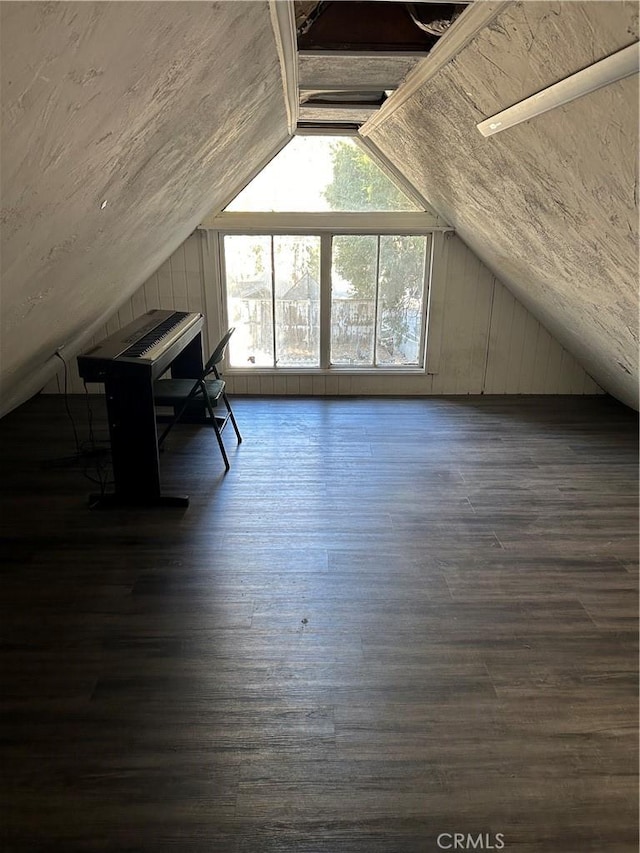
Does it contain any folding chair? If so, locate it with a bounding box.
[153,327,242,471]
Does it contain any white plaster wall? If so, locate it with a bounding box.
[366,1,639,408]
[1,1,289,416]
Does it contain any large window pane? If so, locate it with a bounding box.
[224,235,274,367]
[330,235,377,365]
[376,235,428,366]
[274,236,320,367]
[222,232,429,371]
[225,136,420,212]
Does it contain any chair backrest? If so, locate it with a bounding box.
[203,328,235,377]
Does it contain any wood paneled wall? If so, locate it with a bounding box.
[44,230,602,397]
[43,234,215,396]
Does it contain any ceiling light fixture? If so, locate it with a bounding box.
[477,41,639,137]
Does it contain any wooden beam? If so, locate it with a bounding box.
[299,103,381,123]
[298,50,427,91]
[269,0,298,133]
[361,1,513,137]
[200,211,449,232]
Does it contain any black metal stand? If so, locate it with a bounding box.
[82,328,205,509]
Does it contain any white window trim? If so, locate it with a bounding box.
[268,0,298,134]
[214,227,437,375]
[197,124,456,377]
[202,129,451,228]
[200,212,449,233]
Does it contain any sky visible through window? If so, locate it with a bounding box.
[222,135,427,369]
[225,135,420,213]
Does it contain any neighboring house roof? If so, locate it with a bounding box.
[280,271,320,300]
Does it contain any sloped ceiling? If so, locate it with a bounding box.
[0,1,290,416]
[2,1,637,415]
[365,1,639,409]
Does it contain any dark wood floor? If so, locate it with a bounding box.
[0,393,637,853]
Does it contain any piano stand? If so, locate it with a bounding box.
[88,492,190,509]
[77,309,206,511]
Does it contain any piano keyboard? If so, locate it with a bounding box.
[76,308,206,506]
[121,311,192,361]
[77,309,204,381]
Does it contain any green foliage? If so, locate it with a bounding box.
[323,141,427,353]
[251,242,265,276]
[379,235,425,307]
[323,142,411,212]
[324,142,424,300]
[332,235,377,298]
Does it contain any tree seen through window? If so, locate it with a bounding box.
[223,135,430,369]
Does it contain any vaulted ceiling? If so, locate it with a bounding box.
[295,1,469,126]
[0,1,290,416]
[363,1,639,408]
[1,1,638,414]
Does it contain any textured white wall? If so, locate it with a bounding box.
[1,1,289,416]
[8,1,627,411]
[365,1,638,408]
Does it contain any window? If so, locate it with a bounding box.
[331,234,428,367]
[215,133,437,372]
[224,235,321,368]
[226,135,420,213]
[222,232,430,370]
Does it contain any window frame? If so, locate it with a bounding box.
[223,131,428,215]
[216,223,436,375]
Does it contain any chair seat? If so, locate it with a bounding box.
[153,377,225,407]
[152,327,241,472]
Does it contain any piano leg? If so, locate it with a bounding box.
[90,375,189,508]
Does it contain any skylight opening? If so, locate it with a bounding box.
[225,134,421,213]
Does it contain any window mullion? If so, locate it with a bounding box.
[219,229,431,373]
[419,235,432,370]
[270,235,277,367]
[319,233,332,369]
[372,235,382,367]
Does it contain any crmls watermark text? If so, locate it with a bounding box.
[436,833,505,850]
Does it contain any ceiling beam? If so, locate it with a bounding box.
[361,1,513,137]
[299,50,426,91]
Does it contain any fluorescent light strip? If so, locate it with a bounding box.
[477,41,639,137]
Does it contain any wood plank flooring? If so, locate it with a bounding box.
[0,393,637,853]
